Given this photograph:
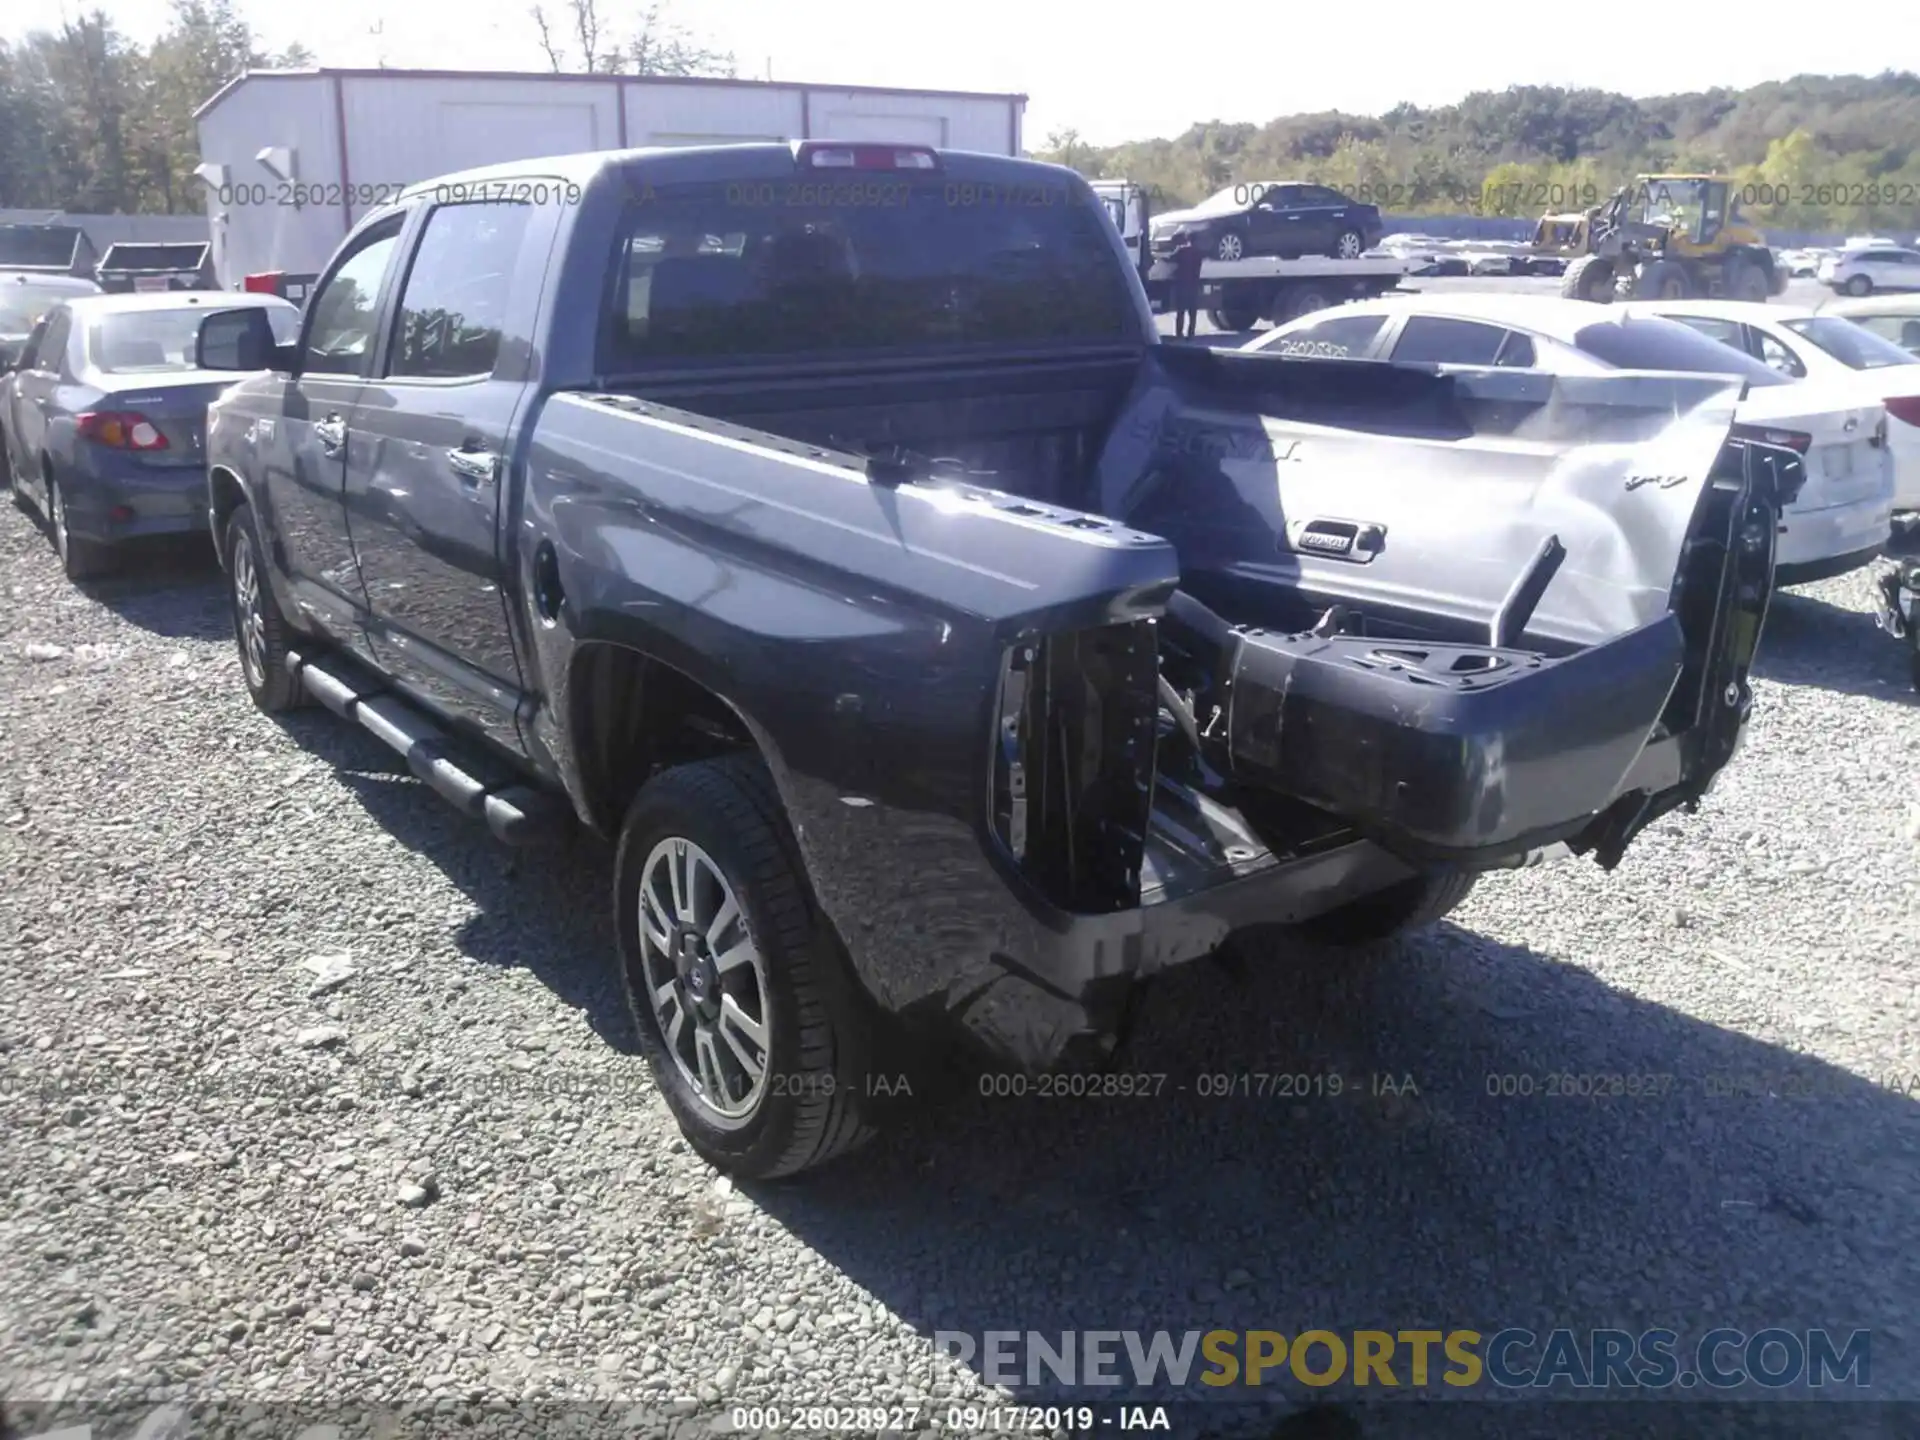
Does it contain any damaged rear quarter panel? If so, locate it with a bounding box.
[512,393,1180,1021]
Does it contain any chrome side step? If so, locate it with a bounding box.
[287,648,571,846]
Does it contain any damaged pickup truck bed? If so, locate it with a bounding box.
[194,142,1793,1178]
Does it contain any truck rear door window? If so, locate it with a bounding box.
[388,201,534,379]
[601,179,1135,366]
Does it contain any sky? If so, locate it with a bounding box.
[6,0,1920,147]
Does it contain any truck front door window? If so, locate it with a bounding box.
[302,228,403,376]
[601,179,1134,366]
[388,201,534,378]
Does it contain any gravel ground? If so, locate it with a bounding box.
[1,479,1917,1440]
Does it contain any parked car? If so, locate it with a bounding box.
[1819,293,1920,357]
[1819,245,1920,296]
[0,271,101,371]
[92,241,219,295]
[0,290,298,579]
[1147,181,1382,263]
[1617,299,1920,520]
[1243,293,1893,584]
[189,144,1784,1179]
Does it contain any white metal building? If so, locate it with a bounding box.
[193,68,1029,286]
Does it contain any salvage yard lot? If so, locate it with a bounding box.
[2,447,1918,1430]
[1169,273,1845,338]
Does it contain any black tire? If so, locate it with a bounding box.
[614,754,880,1180]
[1723,257,1771,303]
[0,428,19,514]
[1561,254,1615,303]
[1330,228,1365,260]
[1845,274,1872,297]
[1214,298,1262,333]
[1296,871,1478,947]
[1632,258,1691,300]
[1278,284,1336,324]
[1213,229,1247,263]
[3,431,27,514]
[225,503,305,712]
[46,472,114,581]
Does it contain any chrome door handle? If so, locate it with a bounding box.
[315,416,346,453]
[446,445,498,485]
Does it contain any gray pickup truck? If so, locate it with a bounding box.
[192,142,1794,1179]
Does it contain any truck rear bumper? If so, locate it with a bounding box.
[924,780,1422,1071]
[1209,614,1689,865]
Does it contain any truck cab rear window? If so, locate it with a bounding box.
[601,180,1135,365]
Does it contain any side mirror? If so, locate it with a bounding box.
[197,308,290,372]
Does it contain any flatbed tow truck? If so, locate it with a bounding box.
[1144,253,1412,333]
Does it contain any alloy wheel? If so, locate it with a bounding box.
[232,533,267,690]
[636,836,772,1125]
[48,478,68,566]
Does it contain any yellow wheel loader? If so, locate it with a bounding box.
[1537,175,1786,304]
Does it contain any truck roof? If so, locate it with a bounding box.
[403,143,1076,201]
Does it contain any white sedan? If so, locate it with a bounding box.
[1614,299,1920,518]
[1242,293,1895,585]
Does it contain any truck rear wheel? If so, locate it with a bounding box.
[614,754,879,1180]
[1277,284,1336,324]
[1296,871,1478,946]
[1213,298,1262,333]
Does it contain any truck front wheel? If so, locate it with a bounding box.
[614,754,879,1180]
[1296,871,1478,946]
[225,503,306,712]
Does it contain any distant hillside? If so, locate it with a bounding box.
[1038,73,1920,232]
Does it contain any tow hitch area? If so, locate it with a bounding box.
[1162,589,1686,867]
[1133,365,1795,874]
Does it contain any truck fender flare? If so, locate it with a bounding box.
[558,621,794,835]
[207,462,254,563]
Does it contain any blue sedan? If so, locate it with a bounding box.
[2,290,298,580]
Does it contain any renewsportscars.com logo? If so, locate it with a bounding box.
[933,1327,1872,1391]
